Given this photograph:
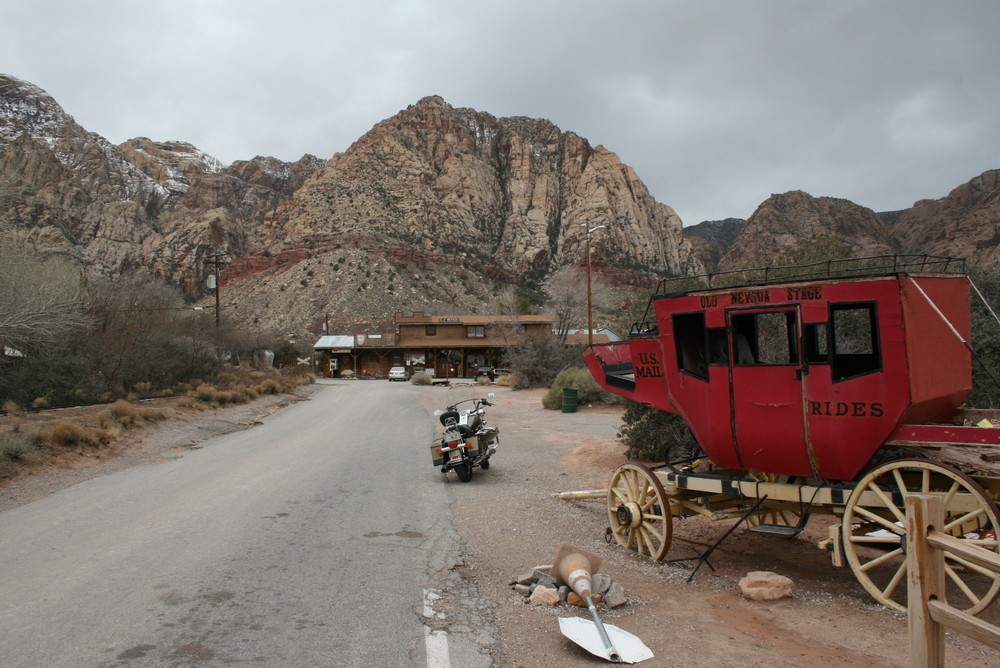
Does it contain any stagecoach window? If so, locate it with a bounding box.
[804,323,829,364]
[830,303,880,381]
[673,312,709,381]
[708,328,728,365]
[730,311,798,365]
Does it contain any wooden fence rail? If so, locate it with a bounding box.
[906,494,1000,667]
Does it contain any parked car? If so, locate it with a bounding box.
[474,365,496,381]
[388,366,410,382]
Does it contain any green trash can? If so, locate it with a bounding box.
[562,387,579,413]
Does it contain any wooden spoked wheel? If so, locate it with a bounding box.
[842,459,1000,614]
[746,473,810,530]
[607,463,672,561]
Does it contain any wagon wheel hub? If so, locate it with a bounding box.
[617,501,643,529]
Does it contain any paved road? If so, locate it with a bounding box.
[0,380,492,667]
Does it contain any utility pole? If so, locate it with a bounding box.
[581,224,607,345]
[206,251,229,329]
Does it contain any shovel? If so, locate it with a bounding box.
[553,543,654,664]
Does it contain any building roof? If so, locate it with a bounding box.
[314,335,355,349]
[394,311,553,326]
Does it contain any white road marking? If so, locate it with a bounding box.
[423,588,451,668]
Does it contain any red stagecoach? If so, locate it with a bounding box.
[585,256,1000,614]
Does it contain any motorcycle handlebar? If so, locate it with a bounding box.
[446,397,493,411]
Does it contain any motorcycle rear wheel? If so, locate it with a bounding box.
[456,462,473,482]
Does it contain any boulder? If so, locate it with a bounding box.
[529,585,561,606]
[738,571,796,601]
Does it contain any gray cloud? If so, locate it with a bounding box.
[3,0,998,225]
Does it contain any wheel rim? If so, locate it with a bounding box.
[842,459,1000,614]
[607,463,672,561]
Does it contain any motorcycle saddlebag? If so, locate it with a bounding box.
[429,437,446,467]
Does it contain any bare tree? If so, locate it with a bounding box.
[544,267,585,343]
[0,236,89,354]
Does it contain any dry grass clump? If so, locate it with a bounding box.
[109,399,139,425]
[45,421,98,446]
[182,366,312,407]
[177,395,205,410]
[495,374,515,387]
[256,379,282,395]
[3,400,22,414]
[476,376,492,386]
[0,432,37,460]
[411,371,433,386]
[96,410,115,429]
[32,396,49,409]
[138,406,167,422]
[41,420,123,447]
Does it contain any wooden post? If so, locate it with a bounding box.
[906,494,946,668]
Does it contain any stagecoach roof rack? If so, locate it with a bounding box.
[629,254,966,337]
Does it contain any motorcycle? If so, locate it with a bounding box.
[430,393,500,482]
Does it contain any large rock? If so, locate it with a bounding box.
[738,571,796,601]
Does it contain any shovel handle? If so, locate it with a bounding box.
[586,596,622,662]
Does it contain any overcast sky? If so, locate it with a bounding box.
[2,1,998,225]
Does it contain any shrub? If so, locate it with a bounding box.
[476,376,492,386]
[3,401,21,414]
[542,368,621,410]
[96,410,115,429]
[257,379,281,395]
[617,400,699,462]
[109,399,138,426]
[506,333,582,389]
[0,432,37,460]
[46,421,93,446]
[96,424,122,443]
[195,384,219,402]
[411,371,432,386]
[6,415,22,433]
[0,353,98,408]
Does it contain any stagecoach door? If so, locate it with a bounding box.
[727,306,814,477]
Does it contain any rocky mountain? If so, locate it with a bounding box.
[683,218,745,269]
[717,191,898,271]
[3,71,999,339]
[0,74,324,294]
[892,169,1000,266]
[0,75,700,335]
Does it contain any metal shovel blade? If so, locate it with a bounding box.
[558,617,654,664]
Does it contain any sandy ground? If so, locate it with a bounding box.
[413,383,1000,668]
[2,382,999,667]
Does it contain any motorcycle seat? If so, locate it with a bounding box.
[439,410,460,427]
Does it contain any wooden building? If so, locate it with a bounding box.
[314,312,557,379]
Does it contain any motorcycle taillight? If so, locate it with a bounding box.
[447,440,461,449]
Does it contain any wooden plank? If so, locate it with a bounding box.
[926,531,1000,574]
[927,600,1000,651]
[551,490,605,500]
[906,495,946,668]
